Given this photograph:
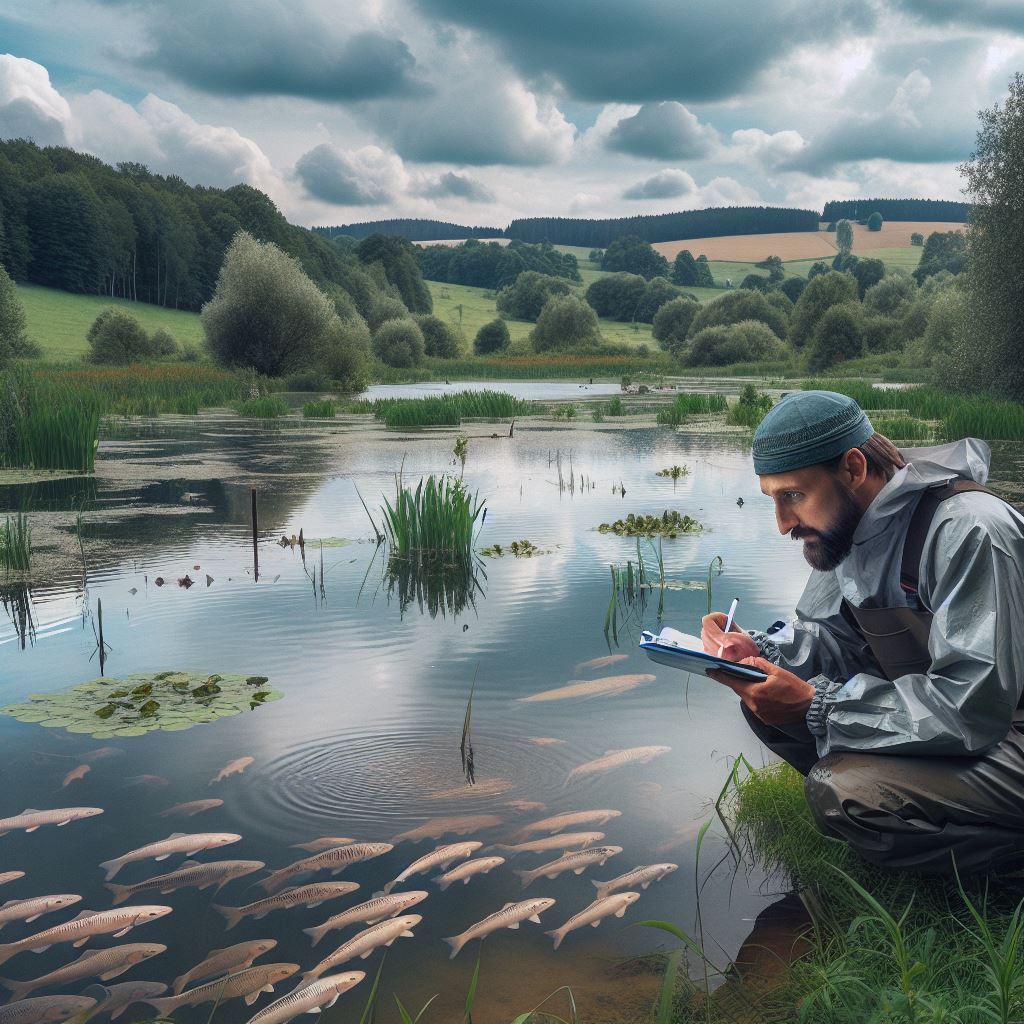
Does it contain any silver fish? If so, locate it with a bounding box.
[158,800,224,819]
[0,943,166,1002]
[392,816,501,844]
[518,674,656,703]
[213,881,359,930]
[61,766,90,788]
[545,892,641,949]
[290,838,354,853]
[442,898,555,959]
[83,980,167,1020]
[0,995,96,1024]
[434,857,504,892]
[514,846,622,888]
[106,860,264,905]
[0,907,171,966]
[243,971,365,1024]
[505,800,546,813]
[0,895,81,931]
[513,810,621,840]
[303,892,428,948]
[565,747,671,784]
[302,916,422,981]
[592,863,678,900]
[0,808,103,838]
[209,757,254,785]
[172,939,277,996]
[99,831,242,880]
[0,874,24,888]
[492,832,605,857]
[574,654,629,673]
[144,964,299,1015]
[382,842,480,894]
[258,843,392,895]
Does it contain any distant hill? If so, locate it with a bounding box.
[315,219,504,241]
[821,198,970,223]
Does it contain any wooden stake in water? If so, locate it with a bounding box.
[251,488,259,583]
[97,597,105,674]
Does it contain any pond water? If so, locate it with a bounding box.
[2,408,1019,1021]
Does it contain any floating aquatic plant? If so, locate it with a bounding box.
[598,511,702,538]
[0,671,282,738]
[480,539,546,558]
[655,466,689,481]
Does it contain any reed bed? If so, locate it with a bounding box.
[656,393,728,426]
[0,513,31,575]
[422,354,677,380]
[232,397,290,418]
[302,400,336,418]
[803,379,1024,441]
[365,391,534,428]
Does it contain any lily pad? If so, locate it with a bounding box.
[0,670,281,738]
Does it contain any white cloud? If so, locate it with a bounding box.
[622,169,697,200]
[0,54,70,145]
[727,128,807,170]
[294,143,408,205]
[605,102,717,160]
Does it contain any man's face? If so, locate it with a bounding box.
[759,464,864,571]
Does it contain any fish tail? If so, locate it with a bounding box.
[212,904,243,930]
[546,929,563,951]
[0,946,17,969]
[513,869,534,889]
[105,883,132,906]
[143,996,178,1016]
[0,975,29,1000]
[171,973,190,996]
[99,859,124,882]
[302,925,327,947]
[442,935,465,960]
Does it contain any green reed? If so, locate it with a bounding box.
[656,392,728,426]
[232,397,290,418]
[0,512,31,575]
[302,400,336,418]
[366,391,534,428]
[379,474,485,564]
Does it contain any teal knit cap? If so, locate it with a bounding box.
[752,390,874,475]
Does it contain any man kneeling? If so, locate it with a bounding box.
[703,390,1024,876]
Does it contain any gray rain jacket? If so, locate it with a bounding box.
[752,438,1024,757]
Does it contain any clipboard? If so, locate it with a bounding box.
[639,627,768,682]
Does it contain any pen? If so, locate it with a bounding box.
[718,597,739,659]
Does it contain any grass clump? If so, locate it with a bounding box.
[302,400,336,418]
[0,513,30,575]
[726,382,774,429]
[480,539,544,557]
[656,465,689,480]
[598,510,702,537]
[232,396,290,418]
[367,390,533,427]
[656,393,728,426]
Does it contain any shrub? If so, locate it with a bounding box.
[634,277,683,323]
[0,266,29,367]
[862,313,903,353]
[367,294,410,332]
[779,277,806,303]
[864,271,916,316]
[911,232,924,246]
[323,316,371,388]
[202,231,339,376]
[149,327,178,359]
[415,314,460,359]
[914,230,967,284]
[87,308,152,364]
[689,289,789,341]
[906,287,969,373]
[530,295,603,352]
[789,271,859,349]
[496,271,571,321]
[740,273,771,293]
[686,320,788,367]
[179,343,201,363]
[808,302,864,370]
[372,318,424,368]
[867,211,884,231]
[585,273,646,320]
[474,318,511,355]
[601,235,669,280]
[652,296,699,357]
[807,261,831,279]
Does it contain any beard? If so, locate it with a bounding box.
[791,478,863,571]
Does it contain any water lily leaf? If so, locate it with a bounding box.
[161,722,194,732]
[113,726,149,737]
[95,704,117,720]
[131,683,154,697]
[107,690,130,699]
[138,700,160,717]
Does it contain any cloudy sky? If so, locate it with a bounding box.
[1,0,1021,229]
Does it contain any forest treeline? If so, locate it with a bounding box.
[821,199,970,223]
[0,139,419,314]
[317,219,505,241]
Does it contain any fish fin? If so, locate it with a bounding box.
[442,936,464,960]
[401,931,415,938]
[325,994,340,1009]
[24,914,40,923]
[21,809,39,814]
[528,914,541,924]
[304,1009,322,1015]
[168,833,187,839]
[263,985,275,993]
[143,998,177,1016]
[0,978,31,1002]
[71,910,99,922]
[360,950,374,959]
[573,868,586,875]
[513,871,533,889]
[180,860,203,869]
[381,882,396,895]
[99,860,124,882]
[591,879,603,889]
[171,975,189,996]
[614,907,627,918]
[109,1007,126,1021]
[100,964,135,981]
[105,884,131,906]
[303,926,326,948]
[112,926,131,938]
[507,922,519,930]
[500,902,515,910]
[24,827,40,833]
[304,904,321,911]
[591,920,603,927]
[154,855,171,862]
[434,878,451,893]
[244,991,260,1006]
[642,881,651,889]
[546,930,563,950]
[31,944,53,953]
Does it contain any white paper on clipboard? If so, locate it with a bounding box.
[639,627,768,682]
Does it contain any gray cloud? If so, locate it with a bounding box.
[893,0,1024,32]
[0,55,69,145]
[409,0,875,102]
[622,169,696,200]
[419,171,495,202]
[294,144,403,205]
[139,3,420,99]
[606,102,716,160]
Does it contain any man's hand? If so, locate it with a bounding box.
[701,612,759,662]
[708,657,816,726]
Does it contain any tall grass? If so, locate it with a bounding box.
[656,393,728,426]
[0,513,31,575]
[232,397,290,418]
[379,475,485,564]
[366,391,534,427]
[421,354,677,380]
[302,400,336,418]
